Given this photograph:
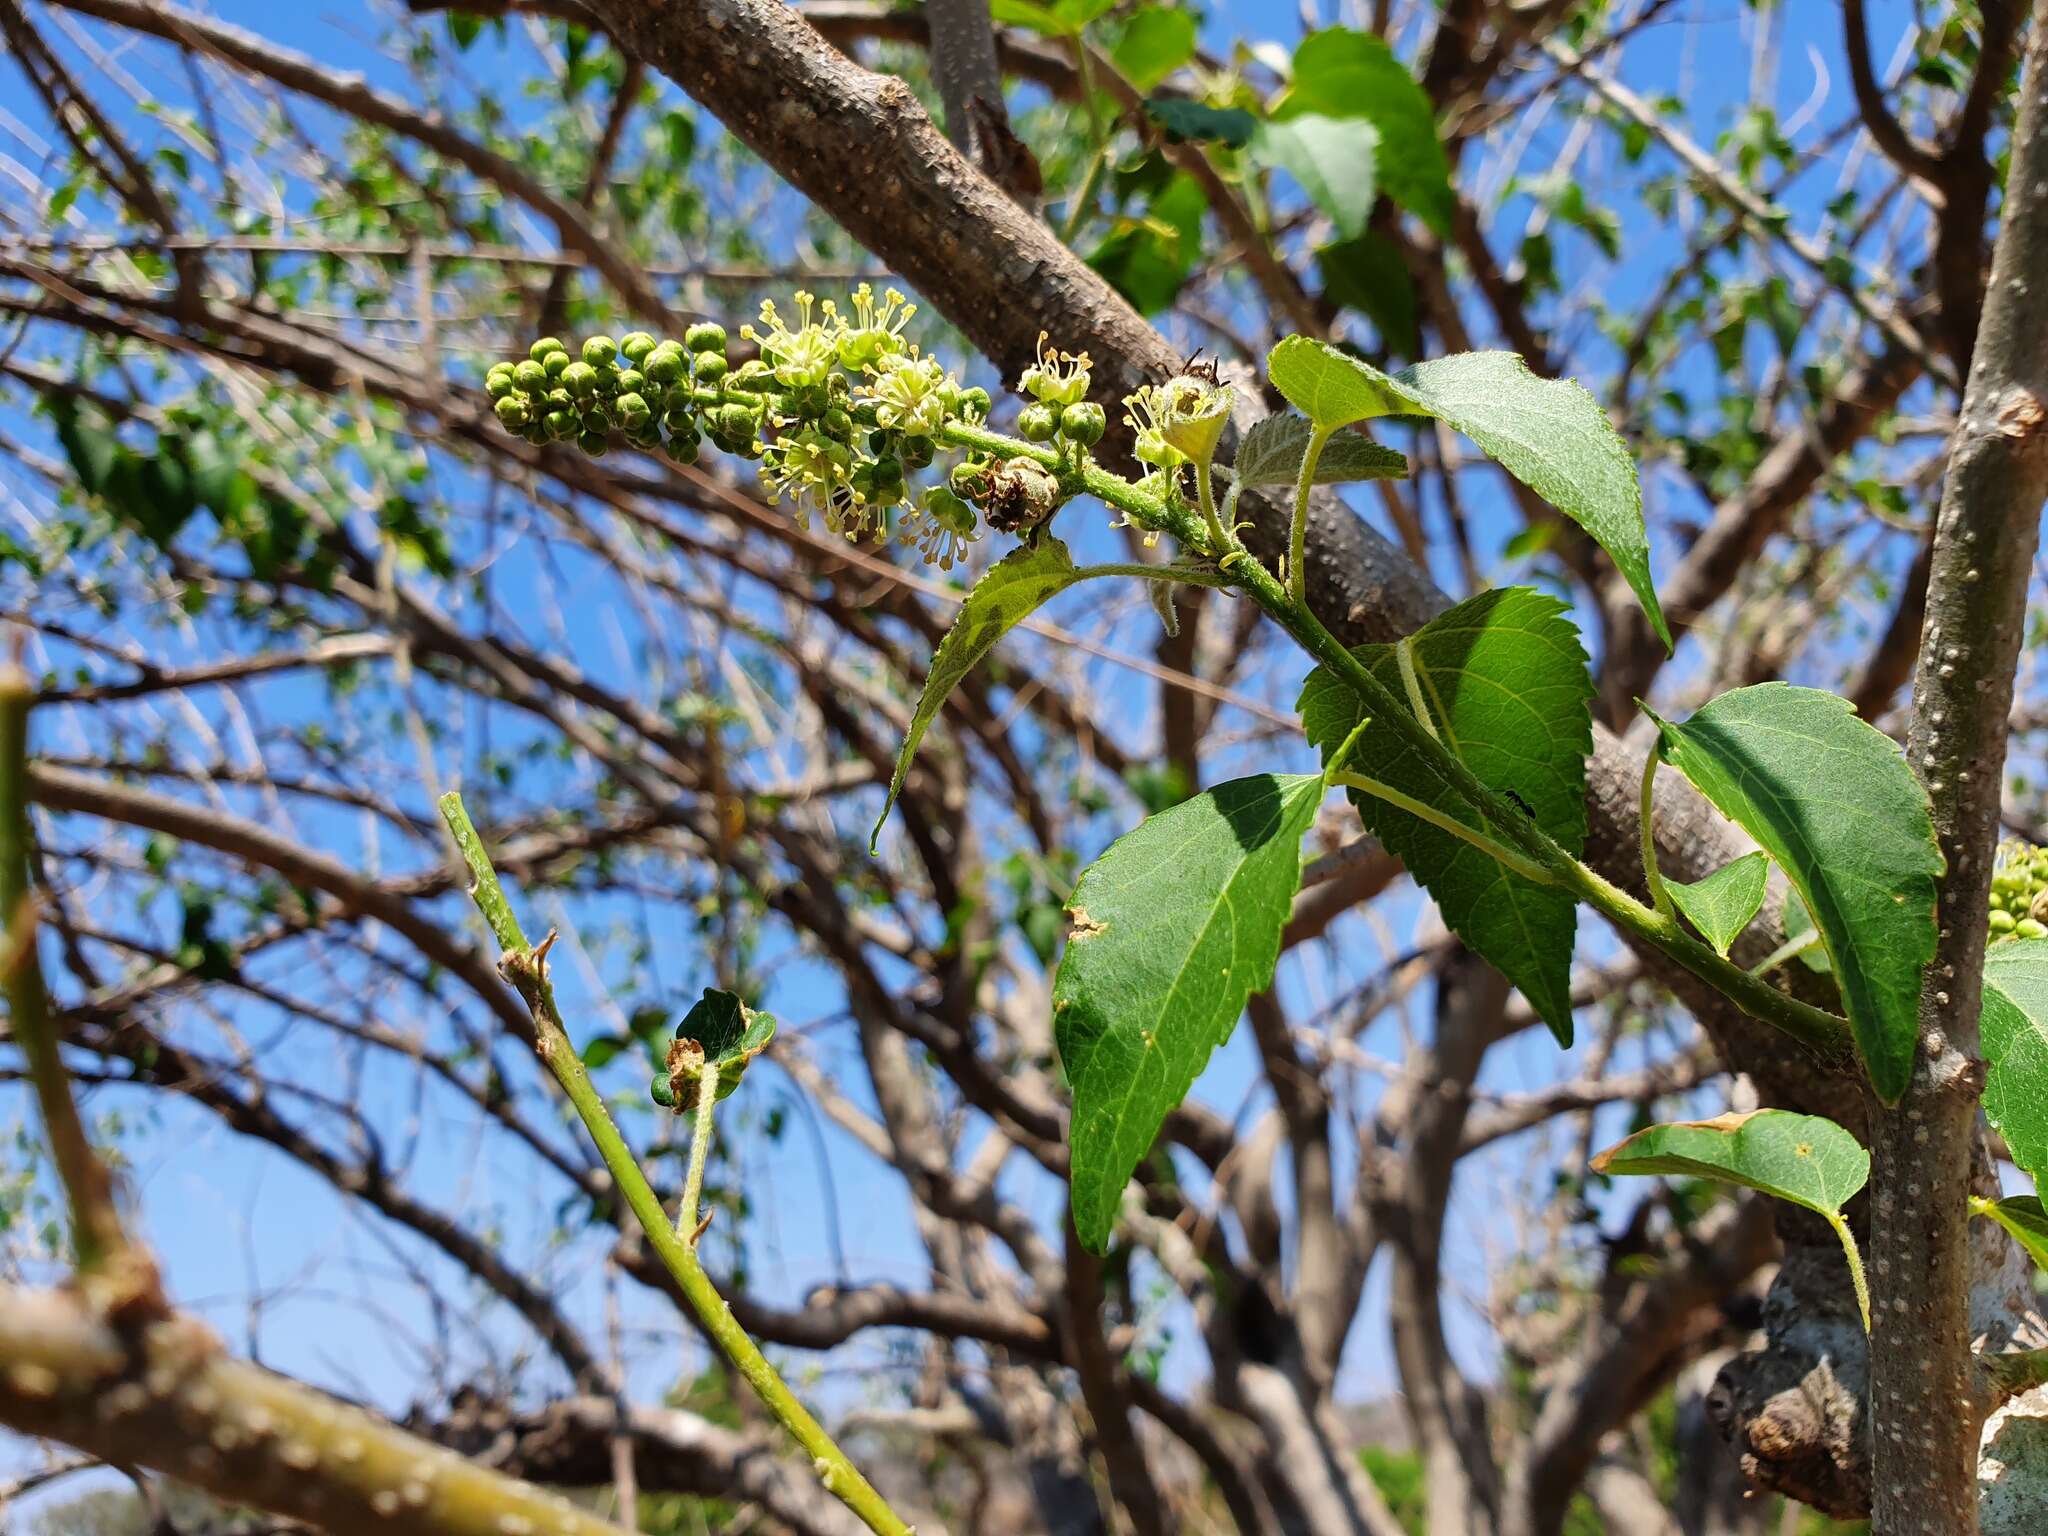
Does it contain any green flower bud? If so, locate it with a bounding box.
[900,435,935,471]
[545,409,577,441]
[619,331,657,365]
[494,395,532,430]
[1060,401,1107,447]
[664,430,700,465]
[530,336,566,363]
[2021,919,2048,941]
[922,484,976,533]
[542,349,571,378]
[485,369,516,401]
[1991,909,2019,933]
[523,419,550,446]
[961,386,992,418]
[579,429,610,457]
[615,368,647,397]
[561,361,599,399]
[616,391,651,426]
[685,322,728,355]
[694,352,730,384]
[1019,402,1061,443]
[716,403,760,442]
[650,1073,677,1109]
[870,454,905,493]
[646,347,685,385]
[514,359,548,392]
[583,335,619,367]
[731,359,773,388]
[821,407,854,441]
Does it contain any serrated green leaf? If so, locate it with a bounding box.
[1650,686,1941,1103]
[1144,99,1257,148]
[1666,850,1770,957]
[1112,6,1197,92]
[1981,939,2048,1183]
[1593,1109,1868,1217]
[1055,772,1325,1251]
[1975,1194,2048,1273]
[673,987,776,1101]
[1284,29,1452,237]
[1266,339,1668,652]
[1251,114,1379,239]
[1297,587,1592,1041]
[1230,413,1408,487]
[875,536,1100,850]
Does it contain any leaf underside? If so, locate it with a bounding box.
[1593,1109,1868,1218]
[1054,772,1324,1252]
[1981,938,2048,1184]
[1651,684,1942,1104]
[1298,586,1592,1042]
[1666,850,1770,957]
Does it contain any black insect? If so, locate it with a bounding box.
[1503,789,1535,818]
[1179,347,1221,383]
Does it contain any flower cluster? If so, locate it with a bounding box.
[484,289,1021,569]
[1990,841,2048,941]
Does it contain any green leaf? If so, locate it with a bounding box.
[581,1033,629,1070]
[1088,171,1206,313]
[1144,99,1257,148]
[1112,6,1197,92]
[1666,850,1770,957]
[1315,233,1419,357]
[1230,413,1408,487]
[1251,115,1379,239]
[1297,587,1593,1041]
[1055,772,1325,1251]
[1975,1195,2048,1273]
[1651,686,1941,1102]
[875,536,1100,849]
[1981,939,2048,1183]
[674,987,776,1101]
[1592,1109,1869,1218]
[1265,340,1669,652]
[1283,29,1452,237]
[1781,886,1834,974]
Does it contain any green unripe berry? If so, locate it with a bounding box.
[530,336,565,363]
[694,353,729,383]
[685,322,727,354]
[542,349,571,378]
[579,429,610,457]
[484,369,516,401]
[513,359,548,391]
[1018,402,1061,442]
[646,348,685,385]
[2021,919,2048,941]
[494,395,531,430]
[1060,401,1107,447]
[1991,909,2018,933]
[620,331,657,365]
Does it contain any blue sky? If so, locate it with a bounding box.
[1,0,2015,1521]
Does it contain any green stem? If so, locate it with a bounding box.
[1396,636,1440,745]
[438,793,914,1536]
[1748,927,1822,977]
[1639,744,1674,920]
[1,669,141,1289]
[1059,142,1111,245]
[1288,422,1334,606]
[1194,459,1226,550]
[1330,769,1557,886]
[1824,1210,1872,1334]
[679,1061,718,1240]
